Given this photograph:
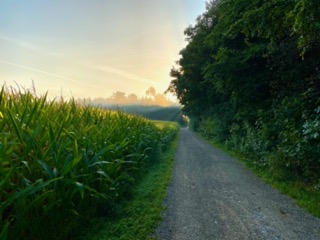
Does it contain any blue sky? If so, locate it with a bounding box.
[0,0,206,100]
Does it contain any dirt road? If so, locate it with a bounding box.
[156,128,320,240]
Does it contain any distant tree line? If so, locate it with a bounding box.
[167,0,320,183]
[78,87,175,107]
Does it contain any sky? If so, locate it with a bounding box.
[0,0,206,101]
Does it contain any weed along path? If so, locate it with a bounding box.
[156,128,320,240]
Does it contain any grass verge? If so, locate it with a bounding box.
[201,135,320,218]
[75,130,180,240]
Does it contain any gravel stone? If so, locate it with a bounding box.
[156,128,320,240]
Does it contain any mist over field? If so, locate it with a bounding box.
[75,86,186,126]
[77,86,178,107]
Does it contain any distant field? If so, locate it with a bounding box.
[102,105,187,126]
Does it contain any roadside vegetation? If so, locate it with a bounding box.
[167,0,319,216]
[76,121,179,240]
[0,87,179,240]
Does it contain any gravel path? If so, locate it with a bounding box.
[156,128,320,240]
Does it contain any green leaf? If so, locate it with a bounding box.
[1,177,62,211]
[7,109,23,143]
[75,181,85,199]
[0,220,10,240]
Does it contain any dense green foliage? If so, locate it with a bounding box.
[167,0,320,184]
[76,123,179,240]
[0,88,179,240]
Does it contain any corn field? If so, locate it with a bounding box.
[0,87,179,240]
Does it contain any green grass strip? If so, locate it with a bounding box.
[76,131,179,240]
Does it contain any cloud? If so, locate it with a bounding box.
[0,30,163,96]
[0,59,99,89]
[1,34,158,86]
[0,33,40,51]
[87,64,158,86]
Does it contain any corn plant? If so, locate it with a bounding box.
[0,87,179,240]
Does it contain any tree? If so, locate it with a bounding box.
[111,91,126,104]
[167,0,320,181]
[145,87,156,97]
[127,93,138,104]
